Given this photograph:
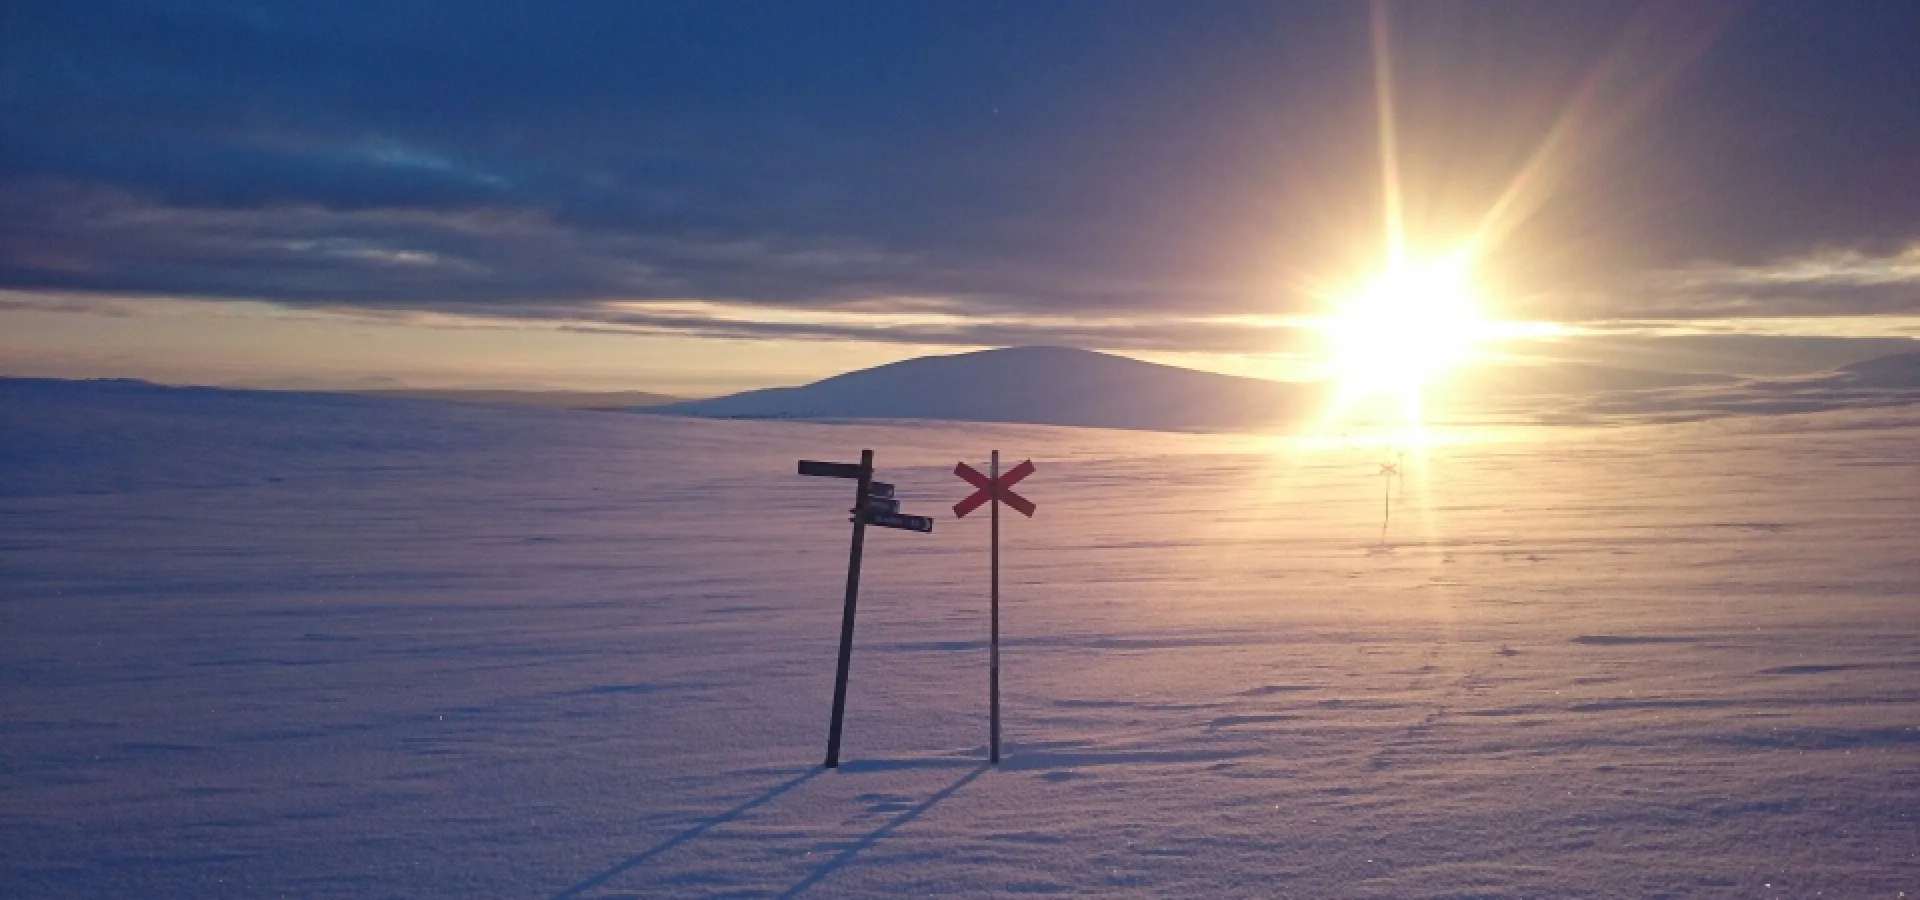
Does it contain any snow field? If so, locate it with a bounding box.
[2,380,1916,897]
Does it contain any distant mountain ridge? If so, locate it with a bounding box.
[1838,351,1920,386]
[1564,350,1920,423]
[650,345,1920,431]
[353,388,682,410]
[10,347,1913,432]
[649,346,1318,431]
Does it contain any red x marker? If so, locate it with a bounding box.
[953,459,1037,518]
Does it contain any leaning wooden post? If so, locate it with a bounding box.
[801,450,931,768]
[824,448,873,768]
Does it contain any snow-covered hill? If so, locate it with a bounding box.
[1563,350,1920,423]
[647,345,1842,429]
[650,346,1319,430]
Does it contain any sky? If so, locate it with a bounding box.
[2,0,1917,395]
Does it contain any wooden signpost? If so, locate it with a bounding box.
[798,450,932,769]
[952,452,1037,764]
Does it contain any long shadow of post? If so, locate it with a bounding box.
[776,762,990,899]
[551,768,822,900]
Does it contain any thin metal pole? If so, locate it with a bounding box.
[990,450,1001,765]
[1380,467,1391,545]
[825,448,873,769]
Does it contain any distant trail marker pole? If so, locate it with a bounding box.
[1377,449,1403,546]
[953,452,1037,764]
[799,450,933,769]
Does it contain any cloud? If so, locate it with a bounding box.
[1562,246,1920,323]
[0,178,1248,322]
[2,0,1917,363]
[1665,246,1920,290]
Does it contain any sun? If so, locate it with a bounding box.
[1319,254,1487,405]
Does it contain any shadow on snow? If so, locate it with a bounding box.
[549,768,822,899]
[776,763,990,898]
[549,761,991,899]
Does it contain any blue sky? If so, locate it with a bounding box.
[2,1,1916,392]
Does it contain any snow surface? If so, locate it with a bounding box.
[3,378,1918,898]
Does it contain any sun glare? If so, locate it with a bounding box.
[1321,255,1487,401]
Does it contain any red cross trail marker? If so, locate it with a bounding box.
[952,452,1038,765]
[953,458,1036,519]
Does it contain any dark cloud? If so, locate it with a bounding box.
[2,0,1916,343]
[553,313,1313,358]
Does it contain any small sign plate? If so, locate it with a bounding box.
[799,460,866,479]
[868,511,934,533]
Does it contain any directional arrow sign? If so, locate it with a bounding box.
[953,459,1036,518]
[868,511,934,533]
[799,459,867,479]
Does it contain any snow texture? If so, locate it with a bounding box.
[3,377,1918,898]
